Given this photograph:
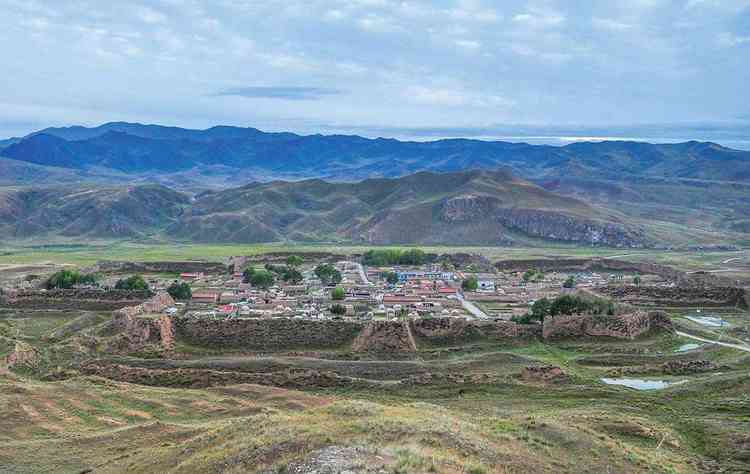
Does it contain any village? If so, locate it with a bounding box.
[123,251,653,323]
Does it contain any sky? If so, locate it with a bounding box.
[1,0,749,146]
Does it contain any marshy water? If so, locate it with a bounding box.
[685,316,729,327]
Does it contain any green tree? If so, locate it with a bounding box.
[167,282,192,300]
[633,275,641,286]
[249,270,275,289]
[530,297,551,322]
[282,268,303,284]
[331,287,345,300]
[385,271,400,285]
[114,274,149,291]
[46,270,97,289]
[286,255,304,267]
[462,276,478,292]
[563,276,576,289]
[522,269,544,282]
[315,264,342,286]
[242,267,256,284]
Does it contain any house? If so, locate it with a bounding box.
[180,272,204,282]
[192,291,219,304]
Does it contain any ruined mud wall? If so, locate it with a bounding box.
[91,260,227,274]
[542,311,672,340]
[0,288,152,310]
[174,318,364,351]
[594,285,748,309]
[352,321,418,354]
[410,318,541,346]
[494,258,733,287]
[108,292,175,353]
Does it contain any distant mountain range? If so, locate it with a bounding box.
[1,122,749,246]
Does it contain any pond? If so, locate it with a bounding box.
[675,343,701,352]
[685,316,729,327]
[601,378,686,390]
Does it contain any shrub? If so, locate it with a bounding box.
[249,270,275,289]
[522,269,545,282]
[167,282,192,300]
[331,287,345,300]
[563,276,576,288]
[286,255,304,267]
[462,276,478,291]
[114,274,149,291]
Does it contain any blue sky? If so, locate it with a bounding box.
[1,0,748,145]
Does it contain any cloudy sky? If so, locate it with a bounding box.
[1,0,749,145]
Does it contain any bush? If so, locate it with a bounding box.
[286,255,304,267]
[563,276,576,288]
[282,268,303,284]
[462,276,478,291]
[45,270,97,289]
[114,274,149,291]
[331,287,345,300]
[548,294,614,317]
[167,282,192,300]
[384,271,399,285]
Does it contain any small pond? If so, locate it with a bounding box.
[685,316,729,327]
[601,378,686,390]
[675,343,701,352]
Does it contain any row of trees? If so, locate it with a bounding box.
[513,294,616,324]
[45,270,98,289]
[362,249,426,266]
[314,264,342,286]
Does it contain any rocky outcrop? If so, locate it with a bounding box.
[440,195,499,222]
[0,288,151,310]
[352,321,417,354]
[608,360,721,377]
[495,209,647,248]
[542,311,672,340]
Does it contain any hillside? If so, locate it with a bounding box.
[0,169,648,246]
[3,122,750,183]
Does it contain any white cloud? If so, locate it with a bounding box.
[592,17,633,31]
[455,39,481,51]
[513,9,565,28]
[717,32,750,46]
[406,86,513,109]
[138,7,167,25]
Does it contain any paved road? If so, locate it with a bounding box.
[456,293,490,319]
[676,331,750,353]
[350,261,372,286]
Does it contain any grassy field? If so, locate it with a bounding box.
[2,239,749,273]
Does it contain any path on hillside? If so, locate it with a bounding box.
[352,262,372,286]
[456,293,490,319]
[675,331,750,353]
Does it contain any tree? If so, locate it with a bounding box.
[167,282,192,300]
[242,267,256,284]
[282,268,303,284]
[330,303,347,315]
[385,271,399,285]
[249,270,275,289]
[286,255,304,267]
[331,287,345,300]
[530,297,551,322]
[45,270,97,289]
[115,274,149,291]
[563,276,576,289]
[523,269,544,282]
[462,276,478,292]
[633,275,641,286]
[314,264,342,286]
